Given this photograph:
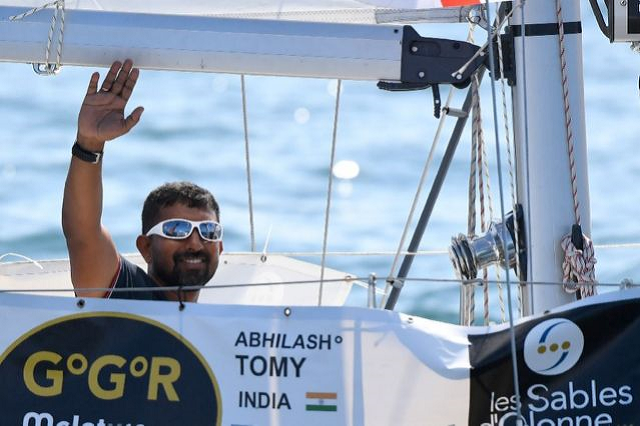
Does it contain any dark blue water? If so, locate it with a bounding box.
[1,15,640,322]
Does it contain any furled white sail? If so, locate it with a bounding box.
[0,0,503,24]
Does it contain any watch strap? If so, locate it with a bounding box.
[72,141,103,164]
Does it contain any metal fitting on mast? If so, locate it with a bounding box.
[449,207,525,280]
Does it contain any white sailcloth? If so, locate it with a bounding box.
[0,0,504,24]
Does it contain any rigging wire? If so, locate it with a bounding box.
[318,79,343,306]
[485,0,522,419]
[240,75,256,252]
[517,0,534,314]
[381,88,456,308]
[451,2,525,81]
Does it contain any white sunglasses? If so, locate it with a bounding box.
[146,218,223,242]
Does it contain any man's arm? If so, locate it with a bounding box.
[62,60,144,297]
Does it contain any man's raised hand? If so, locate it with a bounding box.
[76,59,144,150]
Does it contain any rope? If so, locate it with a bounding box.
[471,74,501,325]
[496,28,518,320]
[480,98,501,324]
[561,234,597,297]
[240,75,256,252]
[10,1,66,75]
[497,27,523,316]
[471,75,489,324]
[463,25,478,327]
[467,28,479,239]
[555,0,597,297]
[556,0,580,226]
[452,2,525,80]
[318,79,342,306]
[485,0,523,420]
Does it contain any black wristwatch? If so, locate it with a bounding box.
[72,141,103,164]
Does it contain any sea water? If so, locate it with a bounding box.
[1,15,640,322]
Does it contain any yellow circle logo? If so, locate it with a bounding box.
[0,312,221,425]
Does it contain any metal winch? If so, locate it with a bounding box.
[449,207,525,280]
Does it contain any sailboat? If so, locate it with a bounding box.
[1,0,639,424]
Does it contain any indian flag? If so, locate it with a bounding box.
[305,392,337,412]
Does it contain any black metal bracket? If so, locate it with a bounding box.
[489,31,516,86]
[591,0,610,40]
[397,26,484,86]
[378,26,484,117]
[505,204,527,282]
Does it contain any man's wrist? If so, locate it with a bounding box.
[72,141,103,164]
[75,135,105,152]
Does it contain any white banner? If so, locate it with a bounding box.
[5,289,638,425]
[0,293,470,426]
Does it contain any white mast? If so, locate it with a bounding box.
[511,0,591,315]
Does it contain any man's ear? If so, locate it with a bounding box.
[136,235,153,264]
[218,241,224,255]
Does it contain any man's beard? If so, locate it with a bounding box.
[155,250,214,289]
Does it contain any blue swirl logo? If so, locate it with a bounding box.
[524,318,584,376]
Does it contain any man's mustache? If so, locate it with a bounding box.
[174,251,211,264]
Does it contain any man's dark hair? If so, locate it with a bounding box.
[141,182,220,234]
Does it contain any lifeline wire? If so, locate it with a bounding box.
[2,276,634,296]
[485,0,522,420]
[240,75,256,252]
[318,79,343,306]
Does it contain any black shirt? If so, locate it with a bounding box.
[109,257,169,301]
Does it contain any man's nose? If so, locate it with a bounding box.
[184,228,205,248]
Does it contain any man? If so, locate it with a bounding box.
[62,59,223,302]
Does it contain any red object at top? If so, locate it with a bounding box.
[442,0,482,6]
